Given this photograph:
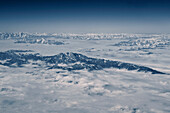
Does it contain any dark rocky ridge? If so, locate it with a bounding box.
[0,50,166,74]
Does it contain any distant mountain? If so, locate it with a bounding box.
[112,38,170,51]
[0,50,166,74]
[14,38,65,45]
[0,32,51,40]
[1,32,167,41]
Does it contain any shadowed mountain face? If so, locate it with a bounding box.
[0,50,166,74]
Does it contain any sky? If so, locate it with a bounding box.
[0,0,170,33]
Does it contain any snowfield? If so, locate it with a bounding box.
[0,33,170,113]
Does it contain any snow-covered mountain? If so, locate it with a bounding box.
[0,50,166,74]
[1,32,168,40]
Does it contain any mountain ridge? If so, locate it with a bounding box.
[0,50,167,74]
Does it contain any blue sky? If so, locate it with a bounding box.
[0,0,170,33]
